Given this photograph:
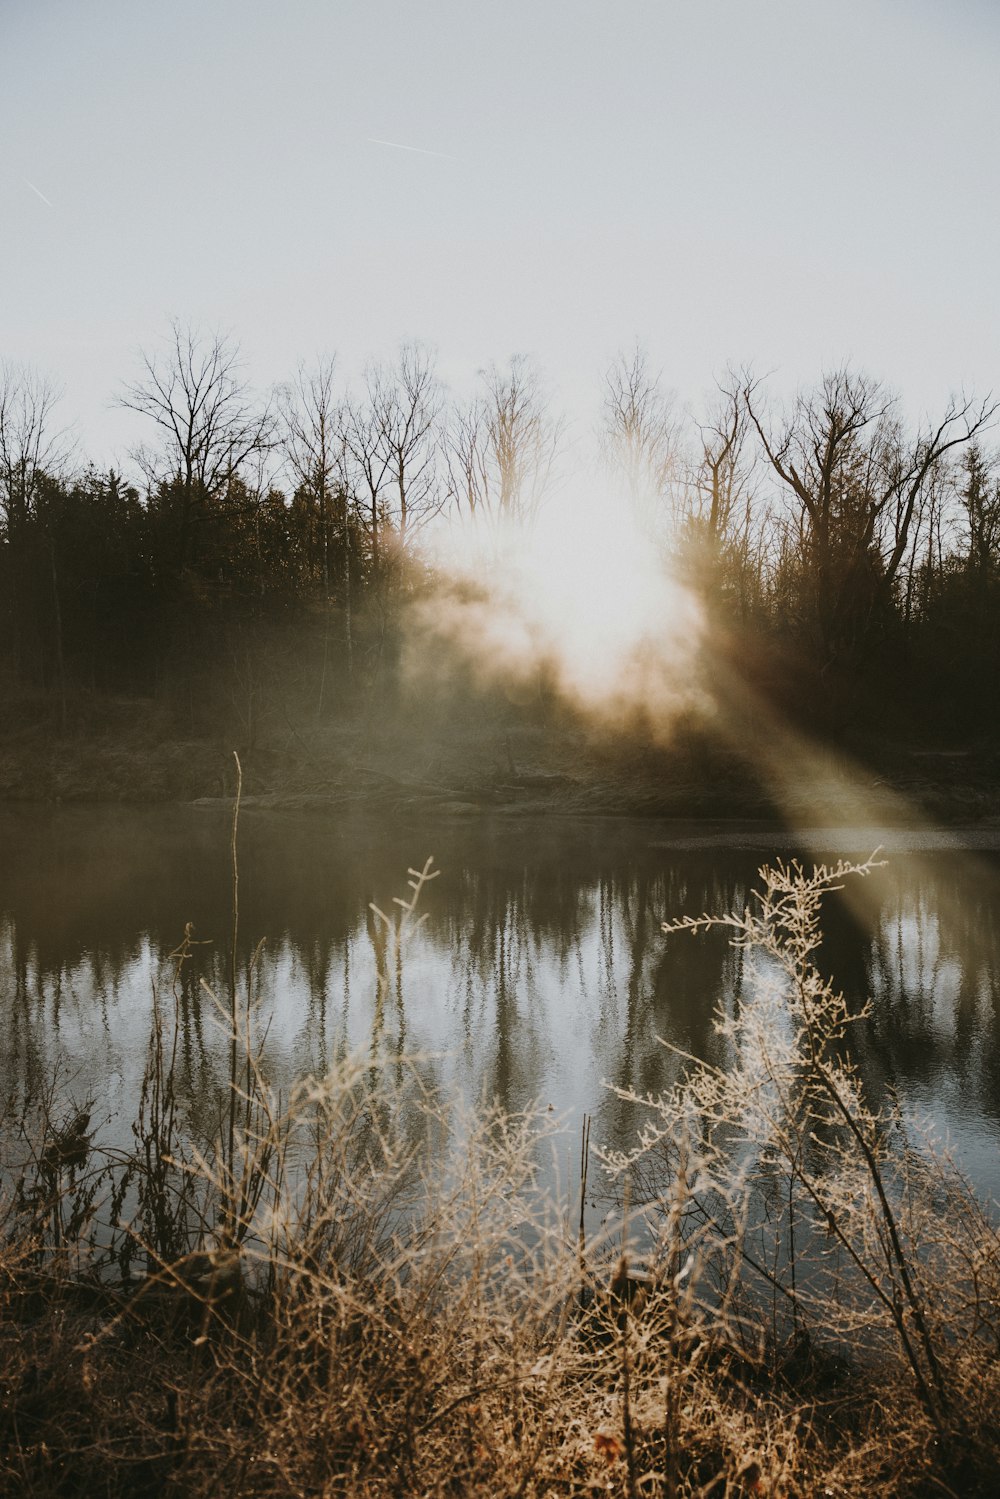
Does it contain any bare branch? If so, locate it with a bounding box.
[0,363,73,539]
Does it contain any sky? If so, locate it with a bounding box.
[2,0,998,470]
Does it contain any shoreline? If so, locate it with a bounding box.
[2,699,998,828]
[3,795,999,858]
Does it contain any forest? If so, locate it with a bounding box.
[2,326,998,806]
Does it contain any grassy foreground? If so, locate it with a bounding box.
[2,857,1000,1497]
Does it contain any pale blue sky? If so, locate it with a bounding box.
[2,0,998,466]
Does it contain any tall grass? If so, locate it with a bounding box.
[1,849,1000,1495]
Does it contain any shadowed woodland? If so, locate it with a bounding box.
[2,332,999,802]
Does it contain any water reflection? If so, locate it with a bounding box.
[0,807,998,1200]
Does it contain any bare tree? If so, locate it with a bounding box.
[279,357,356,678]
[746,368,997,659]
[0,363,73,700]
[443,397,487,524]
[600,344,678,535]
[119,320,274,566]
[900,454,952,634]
[0,362,70,543]
[688,373,754,544]
[371,342,442,549]
[445,355,561,531]
[341,342,442,584]
[957,441,1000,583]
[280,357,339,591]
[340,388,391,584]
[676,371,769,617]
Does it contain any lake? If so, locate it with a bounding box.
[2,804,999,1208]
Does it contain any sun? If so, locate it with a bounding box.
[411,472,707,736]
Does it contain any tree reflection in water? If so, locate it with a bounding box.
[0,807,998,1202]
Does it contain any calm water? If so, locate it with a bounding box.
[2,806,999,1203]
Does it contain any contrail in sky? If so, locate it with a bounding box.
[367,137,456,161]
[23,176,54,207]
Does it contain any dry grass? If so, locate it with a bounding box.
[2,854,999,1496]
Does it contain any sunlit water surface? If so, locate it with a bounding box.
[2,806,999,1209]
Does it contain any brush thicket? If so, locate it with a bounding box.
[2,850,1000,1496]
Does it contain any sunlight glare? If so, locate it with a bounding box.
[409,477,706,735]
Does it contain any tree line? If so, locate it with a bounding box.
[2,322,998,738]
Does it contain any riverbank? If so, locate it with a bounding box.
[4,1023,1000,1498]
[3,793,1000,1494]
[1,687,998,825]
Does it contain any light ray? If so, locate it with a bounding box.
[706,652,1000,942]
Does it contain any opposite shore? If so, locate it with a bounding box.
[2,690,998,829]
